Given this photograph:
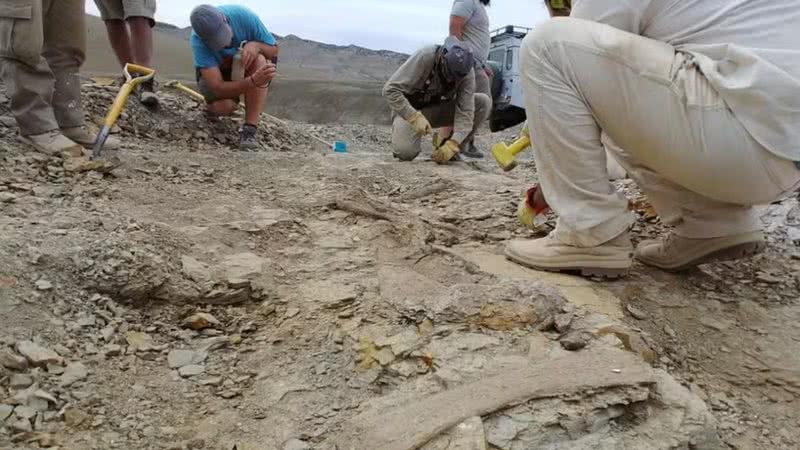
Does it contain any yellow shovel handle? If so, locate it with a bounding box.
[175,83,206,103]
[123,63,155,83]
[102,83,136,128]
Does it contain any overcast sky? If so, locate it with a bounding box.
[86,1,551,53]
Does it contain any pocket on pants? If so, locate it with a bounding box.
[0,0,42,66]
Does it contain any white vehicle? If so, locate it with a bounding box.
[487,25,531,132]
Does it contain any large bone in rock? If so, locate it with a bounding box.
[331,347,656,450]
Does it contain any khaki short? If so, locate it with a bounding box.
[94,0,156,23]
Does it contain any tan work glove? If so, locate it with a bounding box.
[407,111,432,136]
[432,139,460,163]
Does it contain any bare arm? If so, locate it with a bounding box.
[449,15,467,39]
[249,41,279,60]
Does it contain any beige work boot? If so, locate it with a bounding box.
[61,126,120,151]
[20,130,83,156]
[635,231,766,272]
[505,232,633,278]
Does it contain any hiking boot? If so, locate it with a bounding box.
[136,78,159,108]
[635,231,766,272]
[461,140,484,159]
[61,126,121,151]
[505,232,633,278]
[20,130,83,156]
[239,124,259,151]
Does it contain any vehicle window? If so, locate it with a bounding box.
[488,49,505,65]
[505,48,514,71]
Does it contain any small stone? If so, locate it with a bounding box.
[0,115,16,127]
[126,331,155,352]
[197,377,223,386]
[283,438,311,450]
[103,344,123,357]
[16,340,64,366]
[77,315,96,328]
[168,350,207,369]
[755,273,782,284]
[0,404,14,421]
[625,304,647,320]
[0,349,28,370]
[0,192,16,203]
[60,362,88,387]
[64,407,91,428]
[35,279,53,291]
[15,405,38,420]
[699,316,733,332]
[559,331,592,351]
[217,390,240,399]
[100,326,115,342]
[10,417,33,433]
[285,307,300,318]
[554,313,573,332]
[9,374,34,389]
[178,364,205,378]
[664,325,677,338]
[181,312,221,331]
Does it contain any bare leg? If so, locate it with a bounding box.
[243,55,270,126]
[127,17,153,67]
[103,20,133,68]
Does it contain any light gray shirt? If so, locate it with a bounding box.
[383,45,477,144]
[451,0,491,65]
[572,0,800,161]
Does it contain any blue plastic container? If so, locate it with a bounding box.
[333,140,347,153]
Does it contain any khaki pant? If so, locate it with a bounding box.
[521,18,800,247]
[392,93,491,161]
[0,0,86,136]
[94,0,157,22]
[474,64,491,103]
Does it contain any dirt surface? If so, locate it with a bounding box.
[1,83,800,450]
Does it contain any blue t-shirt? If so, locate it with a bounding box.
[191,5,276,69]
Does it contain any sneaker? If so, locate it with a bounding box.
[239,124,259,151]
[61,126,120,151]
[136,78,159,108]
[505,232,633,278]
[461,141,484,159]
[20,130,83,156]
[635,231,766,272]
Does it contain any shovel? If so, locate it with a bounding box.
[164,80,206,103]
[92,63,155,159]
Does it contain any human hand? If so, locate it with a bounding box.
[408,111,432,136]
[484,65,493,78]
[432,139,460,163]
[249,61,276,88]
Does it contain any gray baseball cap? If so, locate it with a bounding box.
[190,5,233,51]
[442,36,474,81]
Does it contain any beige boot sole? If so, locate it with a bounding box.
[504,246,631,279]
[19,135,81,156]
[635,232,766,272]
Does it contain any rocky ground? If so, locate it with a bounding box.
[1,81,799,450]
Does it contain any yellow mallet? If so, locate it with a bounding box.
[491,133,531,172]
